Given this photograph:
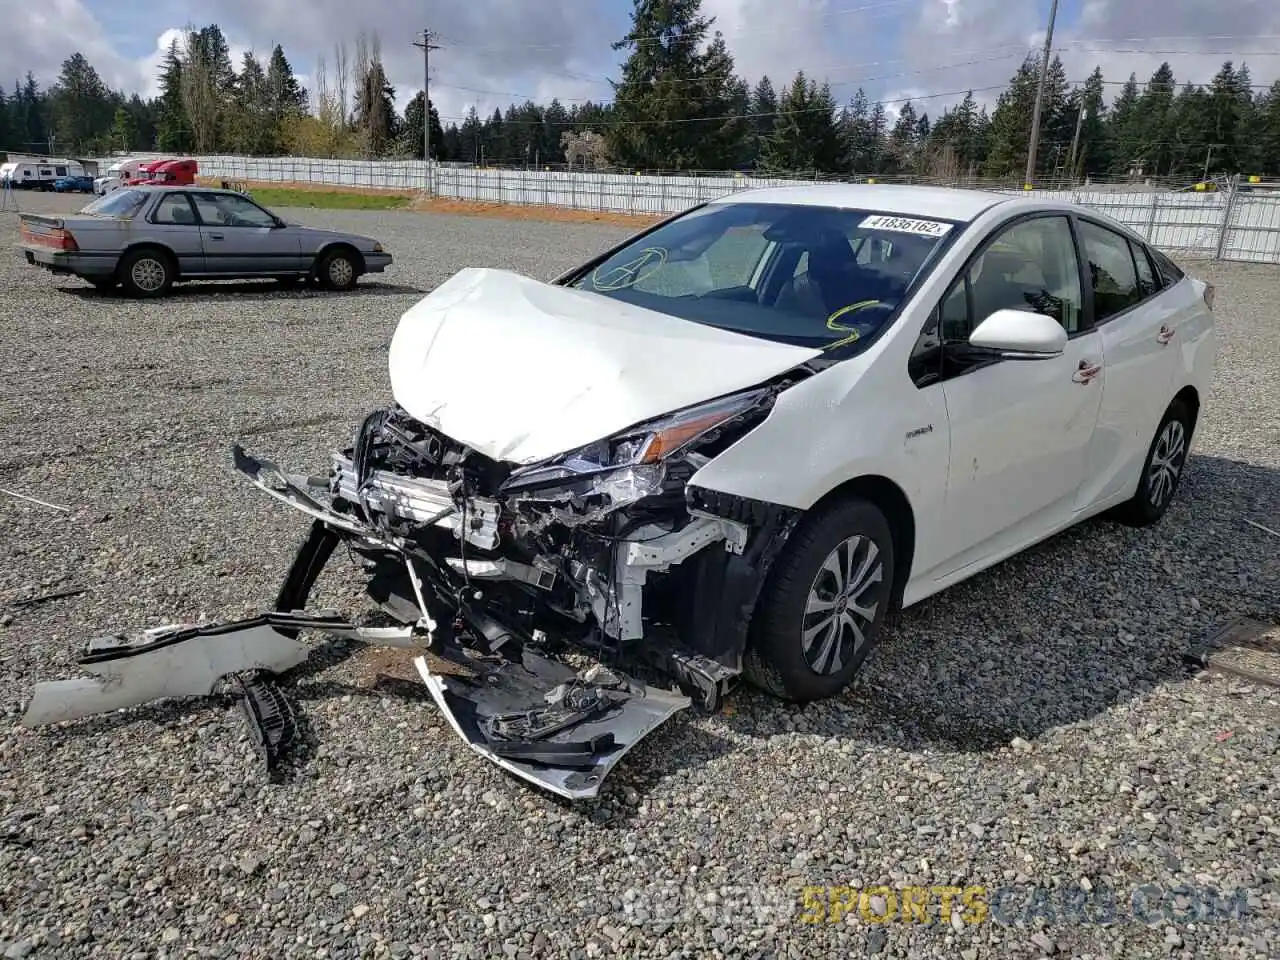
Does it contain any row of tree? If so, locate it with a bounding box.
[3,0,1280,182]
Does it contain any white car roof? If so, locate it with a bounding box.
[710,183,1013,223]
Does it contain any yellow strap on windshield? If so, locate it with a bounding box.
[824,300,882,350]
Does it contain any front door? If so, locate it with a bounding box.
[188,191,302,275]
[933,214,1105,576]
[146,191,206,274]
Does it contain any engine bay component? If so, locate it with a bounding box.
[22,378,797,798]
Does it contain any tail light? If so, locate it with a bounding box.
[1202,281,1215,311]
[20,224,79,252]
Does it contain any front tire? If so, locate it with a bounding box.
[317,248,360,291]
[744,497,895,702]
[1110,399,1193,527]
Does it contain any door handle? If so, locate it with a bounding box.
[208,233,225,241]
[1157,325,1175,345]
[1072,360,1102,384]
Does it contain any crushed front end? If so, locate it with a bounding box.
[23,383,803,799]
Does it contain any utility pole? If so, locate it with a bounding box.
[1067,90,1085,183]
[412,28,441,193]
[1024,0,1060,189]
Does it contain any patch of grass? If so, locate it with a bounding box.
[247,188,412,211]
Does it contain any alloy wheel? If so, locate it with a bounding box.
[130,257,166,293]
[1148,419,1186,509]
[328,256,354,288]
[801,534,884,676]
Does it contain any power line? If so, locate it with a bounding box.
[433,64,1280,132]
[435,83,1014,127]
[432,51,1041,107]
[431,39,1280,99]
[434,0,919,54]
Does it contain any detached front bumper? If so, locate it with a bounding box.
[22,445,692,801]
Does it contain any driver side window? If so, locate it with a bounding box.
[909,215,1083,388]
[190,192,276,228]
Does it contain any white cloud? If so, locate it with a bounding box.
[3,0,1276,140]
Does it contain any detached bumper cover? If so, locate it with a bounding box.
[23,446,692,800]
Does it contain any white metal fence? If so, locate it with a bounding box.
[92,153,1280,265]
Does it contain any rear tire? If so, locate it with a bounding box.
[743,497,895,702]
[1109,399,1193,527]
[119,248,173,298]
[317,247,360,292]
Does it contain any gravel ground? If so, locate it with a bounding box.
[0,193,1277,960]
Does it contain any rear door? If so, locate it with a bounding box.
[1072,217,1185,507]
[188,191,303,274]
[146,191,206,275]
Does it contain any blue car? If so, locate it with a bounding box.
[53,175,95,193]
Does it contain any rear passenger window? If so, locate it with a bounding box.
[1149,247,1184,286]
[153,193,196,224]
[1132,242,1159,298]
[1078,221,1141,322]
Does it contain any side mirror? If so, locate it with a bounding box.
[968,308,1067,359]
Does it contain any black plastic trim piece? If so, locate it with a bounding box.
[234,672,300,773]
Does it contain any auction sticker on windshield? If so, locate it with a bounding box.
[858,215,954,238]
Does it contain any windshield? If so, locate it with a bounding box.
[81,188,149,219]
[571,201,959,349]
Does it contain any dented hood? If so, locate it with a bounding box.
[387,267,820,464]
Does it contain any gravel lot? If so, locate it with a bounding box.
[0,193,1277,960]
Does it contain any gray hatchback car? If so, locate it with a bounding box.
[18,185,393,297]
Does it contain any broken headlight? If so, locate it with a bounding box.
[499,388,770,510]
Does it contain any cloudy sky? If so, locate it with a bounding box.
[3,0,1279,126]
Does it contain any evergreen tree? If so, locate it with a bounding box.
[50,53,112,153]
[0,88,11,151]
[266,45,308,122]
[1207,61,1244,175]
[885,99,918,174]
[750,74,777,165]
[983,56,1040,177]
[758,71,842,174]
[400,91,445,159]
[230,51,274,154]
[1107,72,1141,175]
[607,0,749,170]
[1071,67,1109,178]
[109,105,138,151]
[156,38,190,151]
[840,88,874,173]
[1257,80,1280,177]
[1134,63,1177,176]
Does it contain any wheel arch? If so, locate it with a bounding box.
[120,241,180,278]
[805,473,917,613]
[1171,383,1200,436]
[314,241,365,275]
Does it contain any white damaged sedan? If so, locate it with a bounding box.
[24,184,1217,798]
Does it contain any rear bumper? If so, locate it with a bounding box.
[22,248,116,278]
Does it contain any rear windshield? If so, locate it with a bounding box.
[571,201,958,350]
[81,188,148,219]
